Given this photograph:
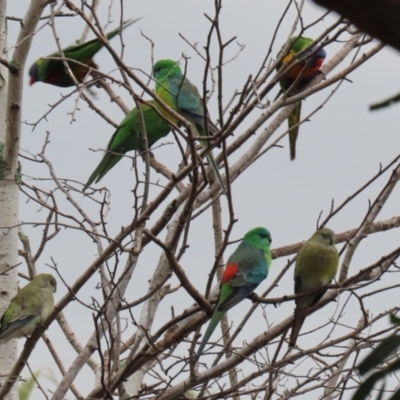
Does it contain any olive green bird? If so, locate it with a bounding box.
[29,18,140,87]
[0,274,57,344]
[276,37,327,160]
[289,227,339,347]
[85,100,172,188]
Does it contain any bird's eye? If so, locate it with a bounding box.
[321,232,332,241]
[258,232,272,242]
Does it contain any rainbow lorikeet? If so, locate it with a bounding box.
[277,37,326,160]
[196,227,272,357]
[84,100,172,189]
[152,59,228,196]
[29,18,139,87]
[289,227,339,347]
[0,274,57,344]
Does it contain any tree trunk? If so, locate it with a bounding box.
[0,1,19,399]
[0,1,46,398]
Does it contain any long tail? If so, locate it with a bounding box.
[289,304,307,347]
[106,18,142,41]
[75,18,142,62]
[84,153,122,190]
[288,102,302,161]
[196,309,225,357]
[191,122,228,196]
[206,150,228,196]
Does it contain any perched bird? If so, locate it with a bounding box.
[152,59,228,195]
[289,227,339,347]
[276,37,327,160]
[29,18,139,87]
[84,100,172,189]
[0,274,57,344]
[197,227,272,357]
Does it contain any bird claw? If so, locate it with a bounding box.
[248,293,258,303]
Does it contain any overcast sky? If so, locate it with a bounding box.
[5,1,400,398]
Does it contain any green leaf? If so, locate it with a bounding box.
[19,369,42,400]
[351,370,385,400]
[387,386,400,400]
[370,92,400,111]
[386,358,400,374]
[358,336,400,375]
[19,368,58,400]
[390,314,400,326]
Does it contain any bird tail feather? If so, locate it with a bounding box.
[289,306,307,347]
[84,153,122,190]
[206,151,228,196]
[105,18,142,41]
[288,102,301,161]
[189,121,227,195]
[196,309,225,357]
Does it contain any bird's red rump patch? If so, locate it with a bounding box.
[222,263,238,283]
[314,57,324,69]
[287,57,325,79]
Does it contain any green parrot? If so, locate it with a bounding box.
[152,59,228,196]
[289,227,339,347]
[0,274,57,344]
[29,18,140,87]
[84,100,172,189]
[197,227,272,357]
[276,37,327,160]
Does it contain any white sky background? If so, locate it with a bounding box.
[5,0,400,398]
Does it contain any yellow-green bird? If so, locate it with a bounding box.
[289,227,339,347]
[0,274,57,344]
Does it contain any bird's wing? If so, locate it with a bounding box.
[218,284,258,312]
[6,291,43,325]
[167,77,202,110]
[165,76,220,134]
[107,107,141,152]
[294,273,302,295]
[230,244,268,285]
[217,262,259,312]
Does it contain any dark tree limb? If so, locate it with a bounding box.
[312,0,400,52]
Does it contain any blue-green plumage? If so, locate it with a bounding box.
[196,227,272,357]
[153,59,227,195]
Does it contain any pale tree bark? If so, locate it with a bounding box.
[0,1,18,399]
[0,0,48,398]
